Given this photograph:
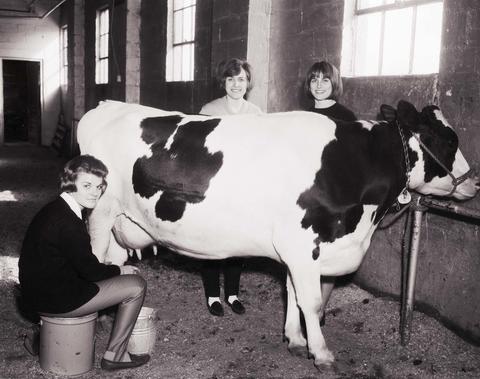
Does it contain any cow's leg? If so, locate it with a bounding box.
[288,260,334,368]
[284,273,307,357]
[320,276,335,323]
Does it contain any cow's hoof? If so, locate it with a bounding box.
[287,344,308,358]
[314,361,335,372]
[313,350,335,370]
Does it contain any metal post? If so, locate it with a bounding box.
[400,195,426,345]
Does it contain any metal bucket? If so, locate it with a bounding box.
[39,312,97,376]
[127,306,156,355]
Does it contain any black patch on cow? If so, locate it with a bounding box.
[297,120,417,258]
[132,115,223,222]
[418,106,458,183]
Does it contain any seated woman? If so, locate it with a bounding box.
[18,155,149,371]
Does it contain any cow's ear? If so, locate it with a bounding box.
[421,105,442,126]
[380,104,397,122]
[397,100,420,132]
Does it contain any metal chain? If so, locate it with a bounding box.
[397,122,411,190]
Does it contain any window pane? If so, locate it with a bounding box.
[173,10,183,43]
[413,2,442,74]
[183,6,195,42]
[100,35,108,57]
[173,46,182,81]
[181,44,193,81]
[354,13,381,76]
[184,0,196,7]
[357,0,384,10]
[382,7,412,75]
[174,0,184,10]
[102,59,108,83]
[100,11,106,34]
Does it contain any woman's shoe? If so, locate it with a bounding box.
[101,353,150,371]
[207,301,224,316]
[320,311,326,327]
[23,324,40,356]
[227,299,245,314]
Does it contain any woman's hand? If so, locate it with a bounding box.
[119,265,140,275]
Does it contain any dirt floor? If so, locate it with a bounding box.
[1,145,479,379]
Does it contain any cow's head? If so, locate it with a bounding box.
[381,100,479,200]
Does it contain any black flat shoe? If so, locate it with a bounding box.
[23,324,40,356]
[101,353,150,371]
[227,299,245,315]
[207,301,224,316]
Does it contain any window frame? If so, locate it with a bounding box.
[95,6,110,85]
[342,0,443,77]
[166,0,196,82]
[60,25,68,86]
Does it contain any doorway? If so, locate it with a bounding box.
[2,59,41,145]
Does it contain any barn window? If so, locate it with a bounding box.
[166,0,196,82]
[60,25,68,86]
[341,0,444,77]
[95,7,109,84]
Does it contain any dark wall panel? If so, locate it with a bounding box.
[140,0,248,114]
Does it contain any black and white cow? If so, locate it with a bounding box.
[77,99,478,368]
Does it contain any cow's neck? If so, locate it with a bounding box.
[368,122,414,222]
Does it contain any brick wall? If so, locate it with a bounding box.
[267,0,345,112]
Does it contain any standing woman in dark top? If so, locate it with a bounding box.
[19,155,149,371]
[303,61,357,326]
[304,60,357,121]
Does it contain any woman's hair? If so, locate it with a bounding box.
[304,61,343,101]
[217,58,254,93]
[59,154,108,194]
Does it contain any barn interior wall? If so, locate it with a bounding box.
[140,0,249,114]
[0,10,61,146]
[84,0,127,112]
[266,0,480,343]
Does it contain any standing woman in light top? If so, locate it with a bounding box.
[305,60,357,121]
[304,60,357,327]
[199,58,261,317]
[200,58,262,116]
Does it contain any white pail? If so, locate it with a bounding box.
[39,312,97,376]
[127,306,157,355]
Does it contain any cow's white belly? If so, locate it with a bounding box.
[318,204,378,276]
[115,190,288,262]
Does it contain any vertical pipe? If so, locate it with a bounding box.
[400,208,412,341]
[401,208,423,345]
